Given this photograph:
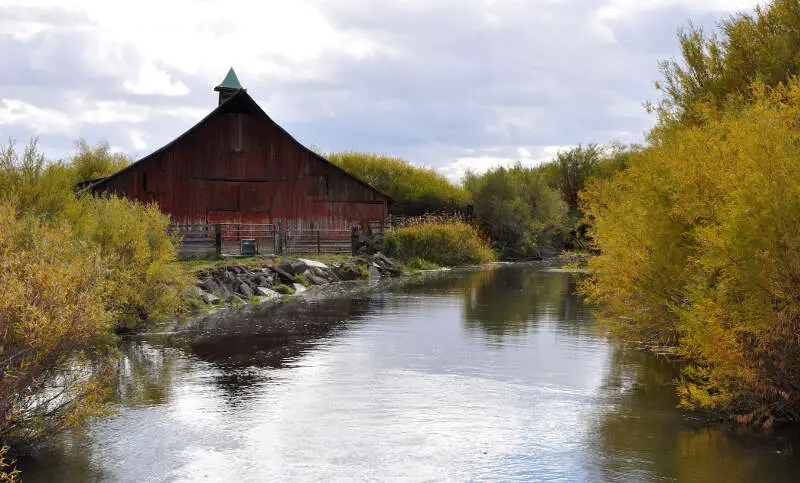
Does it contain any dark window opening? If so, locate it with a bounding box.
[320,175,329,196]
[306,175,329,197]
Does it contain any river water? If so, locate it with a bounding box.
[20,264,800,482]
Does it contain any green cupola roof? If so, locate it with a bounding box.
[214,68,243,91]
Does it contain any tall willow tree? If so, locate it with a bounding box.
[584,80,800,424]
[655,0,800,127]
[583,0,800,424]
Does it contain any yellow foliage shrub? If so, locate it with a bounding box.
[383,222,496,266]
[0,141,190,453]
[0,205,114,445]
[66,195,191,330]
[581,79,800,422]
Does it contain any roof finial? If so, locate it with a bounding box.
[214,67,244,105]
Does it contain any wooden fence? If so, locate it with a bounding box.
[170,220,387,258]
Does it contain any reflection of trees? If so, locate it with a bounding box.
[394,267,497,296]
[459,266,591,341]
[164,296,377,402]
[16,431,105,482]
[113,341,177,406]
[588,346,800,482]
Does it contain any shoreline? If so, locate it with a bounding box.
[157,256,568,336]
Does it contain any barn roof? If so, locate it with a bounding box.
[88,89,393,203]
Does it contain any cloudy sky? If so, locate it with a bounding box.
[0,0,756,182]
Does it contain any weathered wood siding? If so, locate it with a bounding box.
[91,93,389,228]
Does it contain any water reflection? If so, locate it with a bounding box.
[114,342,179,406]
[590,345,800,482]
[462,266,588,340]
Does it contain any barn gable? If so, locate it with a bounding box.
[89,70,391,229]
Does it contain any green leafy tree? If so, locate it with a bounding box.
[464,164,568,259]
[555,144,603,212]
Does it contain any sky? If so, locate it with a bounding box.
[0,0,757,182]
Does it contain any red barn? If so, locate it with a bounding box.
[89,68,391,231]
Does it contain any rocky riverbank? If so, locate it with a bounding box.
[193,252,402,307]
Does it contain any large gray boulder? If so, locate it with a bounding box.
[302,269,329,286]
[297,258,328,269]
[270,264,298,284]
[236,282,255,298]
[332,262,363,281]
[290,260,308,275]
[256,287,282,298]
[279,260,296,275]
[196,287,221,305]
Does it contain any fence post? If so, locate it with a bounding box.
[316,224,321,255]
[274,219,283,256]
[282,222,289,256]
[214,224,222,258]
[351,226,360,256]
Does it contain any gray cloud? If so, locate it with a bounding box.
[0,0,740,179]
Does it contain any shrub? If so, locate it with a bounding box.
[0,205,115,447]
[65,195,191,331]
[581,79,800,423]
[383,222,495,266]
[0,446,19,482]
[70,139,130,185]
[0,140,190,454]
[654,0,800,127]
[0,140,76,222]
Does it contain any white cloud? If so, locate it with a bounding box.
[0,19,54,40]
[598,0,756,21]
[438,144,575,183]
[123,65,190,96]
[0,98,70,133]
[0,0,386,87]
[0,97,204,137]
[129,130,146,151]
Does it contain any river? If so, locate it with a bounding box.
[19,264,800,482]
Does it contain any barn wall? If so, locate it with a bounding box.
[93,97,389,229]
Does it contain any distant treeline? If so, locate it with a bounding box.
[327,145,632,260]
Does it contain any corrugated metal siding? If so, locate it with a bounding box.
[92,94,389,229]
